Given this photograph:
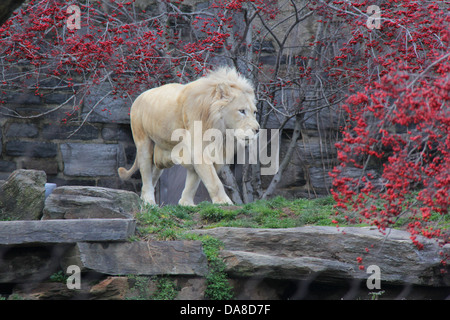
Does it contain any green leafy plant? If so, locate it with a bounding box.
[152,276,178,300]
[184,234,234,300]
[127,275,152,300]
[49,270,68,283]
[368,290,385,300]
[127,275,178,300]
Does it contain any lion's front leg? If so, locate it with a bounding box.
[193,163,232,205]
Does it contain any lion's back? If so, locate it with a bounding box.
[133,83,184,112]
[130,83,186,144]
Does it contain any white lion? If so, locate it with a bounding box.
[118,68,259,206]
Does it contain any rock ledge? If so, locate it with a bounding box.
[192,226,450,287]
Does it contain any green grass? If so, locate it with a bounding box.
[134,196,341,241]
[134,195,450,244]
[134,203,197,240]
[134,195,450,242]
[198,195,344,228]
[428,211,450,229]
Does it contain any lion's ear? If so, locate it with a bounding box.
[215,83,232,100]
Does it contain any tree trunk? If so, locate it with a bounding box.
[262,114,302,199]
[219,166,243,204]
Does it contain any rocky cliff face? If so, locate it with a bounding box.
[193,227,450,287]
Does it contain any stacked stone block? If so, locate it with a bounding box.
[0,90,140,193]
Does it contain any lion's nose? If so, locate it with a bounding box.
[254,127,260,135]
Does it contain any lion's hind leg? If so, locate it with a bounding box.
[136,138,157,205]
[179,166,201,206]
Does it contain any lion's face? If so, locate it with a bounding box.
[223,90,260,141]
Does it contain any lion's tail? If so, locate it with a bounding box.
[118,157,139,180]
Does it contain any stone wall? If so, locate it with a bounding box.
[0,0,345,203]
[0,93,140,191]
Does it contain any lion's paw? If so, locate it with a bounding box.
[141,194,156,206]
[212,196,233,205]
[178,198,196,206]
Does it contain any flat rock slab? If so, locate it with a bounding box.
[42,186,141,220]
[62,241,208,277]
[0,219,136,245]
[192,226,450,287]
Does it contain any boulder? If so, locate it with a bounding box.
[0,169,46,220]
[62,241,208,277]
[42,185,140,219]
[192,226,450,287]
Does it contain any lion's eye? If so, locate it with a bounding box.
[239,109,246,115]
